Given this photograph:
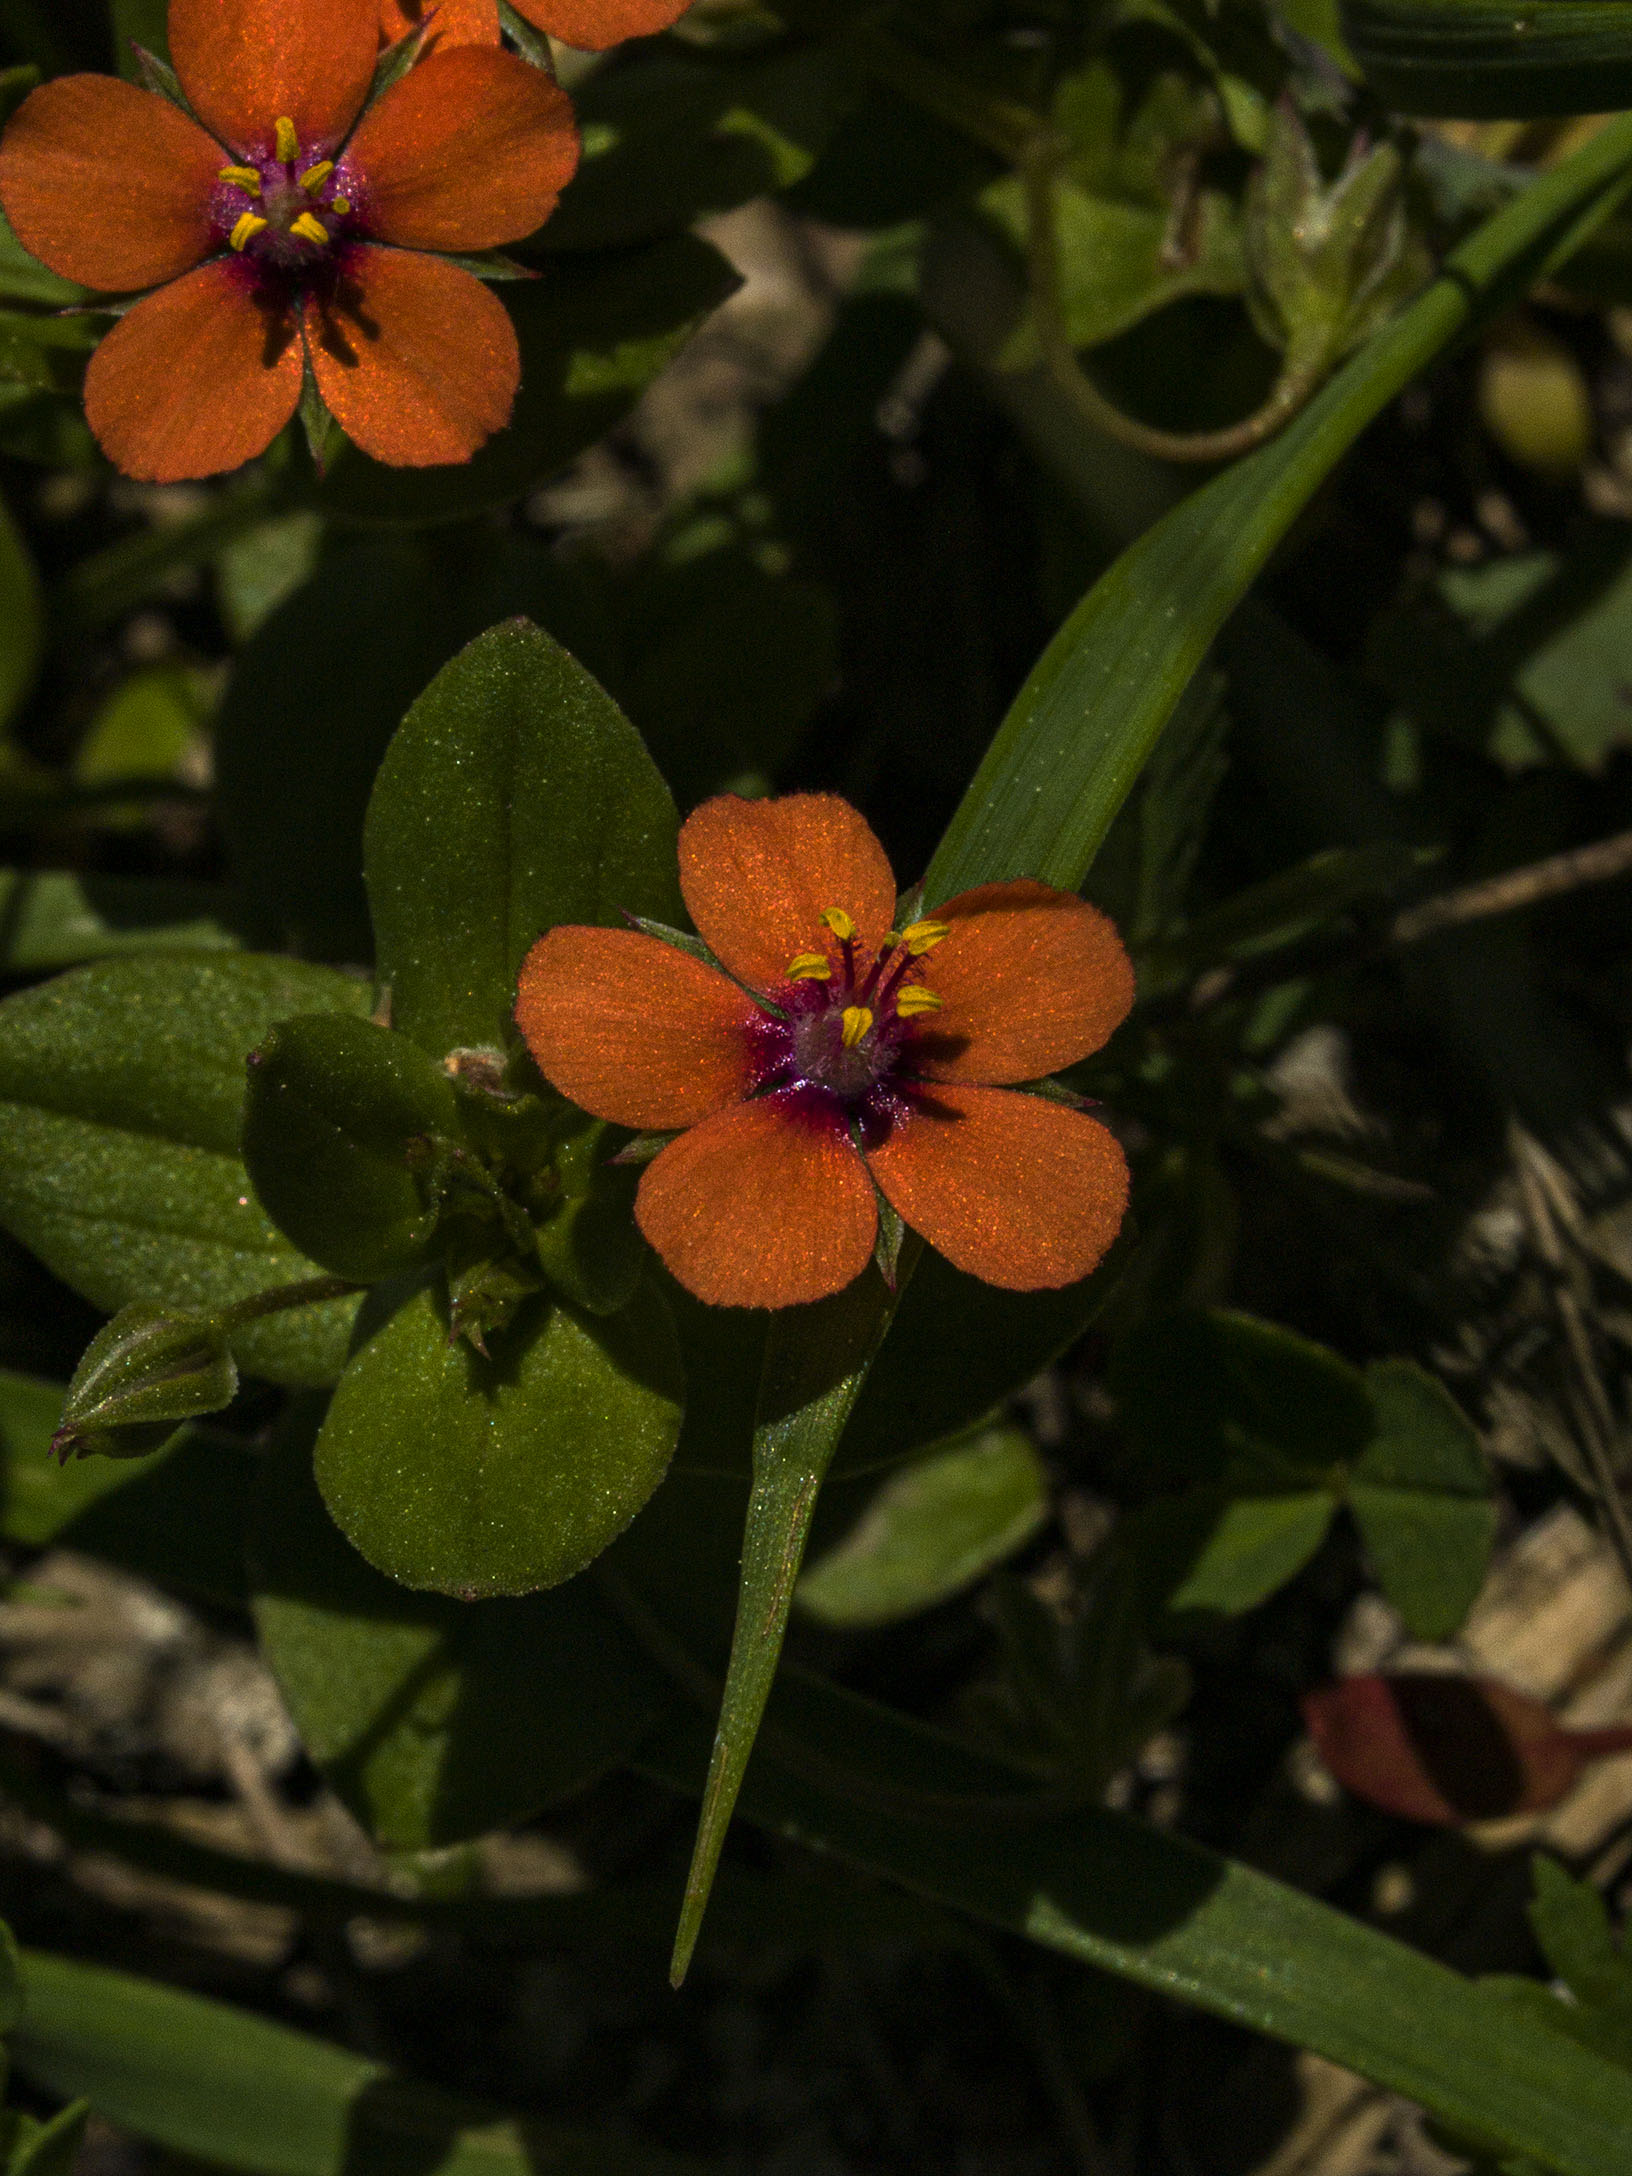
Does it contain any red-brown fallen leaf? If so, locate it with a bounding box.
[1302,1672,1632,1825]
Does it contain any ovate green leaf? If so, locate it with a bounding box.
[0,956,368,1384]
[314,1277,683,1597]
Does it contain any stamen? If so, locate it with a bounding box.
[331,196,351,214]
[273,116,301,164]
[229,212,268,251]
[840,1006,873,1049]
[298,160,334,193]
[787,953,831,982]
[894,985,942,1018]
[819,907,856,942]
[218,165,261,194]
[289,211,330,246]
[901,919,951,956]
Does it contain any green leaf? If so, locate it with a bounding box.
[1349,1360,1496,1639]
[1340,0,1632,117]
[316,237,739,525]
[639,1673,1632,2175]
[838,1246,1125,1475]
[797,1420,1049,1628]
[51,1300,237,1463]
[671,1262,905,1985]
[546,47,851,251]
[1151,1488,1339,1614]
[1529,1856,1632,2017]
[242,1015,459,1283]
[313,1277,682,1598]
[73,669,203,805]
[1111,1308,1375,1490]
[13,1951,706,2176]
[4,2101,88,2176]
[214,510,324,645]
[922,108,1632,904]
[0,956,368,1385]
[251,1400,661,1849]
[364,618,681,1060]
[0,872,236,973]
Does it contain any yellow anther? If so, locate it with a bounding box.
[901,919,951,956]
[218,164,261,194]
[840,1006,873,1049]
[298,160,334,193]
[289,211,330,246]
[273,116,300,163]
[819,907,856,942]
[787,952,831,982]
[894,984,942,1018]
[229,211,267,251]
[331,195,351,214]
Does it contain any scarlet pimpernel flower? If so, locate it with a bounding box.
[516,794,1136,1309]
[0,0,579,481]
[378,0,693,56]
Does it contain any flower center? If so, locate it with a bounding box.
[754,907,951,1114]
[214,117,356,275]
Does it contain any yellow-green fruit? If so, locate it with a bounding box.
[1477,317,1594,480]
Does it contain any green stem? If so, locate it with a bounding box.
[215,1275,359,1334]
[1022,143,1327,465]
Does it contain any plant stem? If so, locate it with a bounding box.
[1022,145,1325,466]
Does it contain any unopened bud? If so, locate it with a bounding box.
[52,1300,237,1463]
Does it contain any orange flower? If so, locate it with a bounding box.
[378,0,693,55]
[0,0,578,481]
[515,793,1136,1309]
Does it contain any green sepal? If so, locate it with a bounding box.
[433,252,539,283]
[297,369,344,478]
[52,1300,237,1463]
[242,1013,461,1285]
[498,0,557,71]
[128,45,188,113]
[366,19,431,109]
[624,915,721,969]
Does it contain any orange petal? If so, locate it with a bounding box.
[378,0,500,46]
[347,46,577,252]
[678,794,898,996]
[83,263,302,482]
[170,0,378,156]
[510,0,692,49]
[637,1090,877,1309]
[305,245,517,467]
[0,76,221,291]
[908,881,1135,1085]
[868,1082,1128,1291]
[516,926,761,1130]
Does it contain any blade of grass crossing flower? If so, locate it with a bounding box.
[923,106,1632,906]
[670,1249,917,1985]
[667,118,1632,1975]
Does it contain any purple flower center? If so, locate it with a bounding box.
[209,118,363,293]
[745,912,951,1146]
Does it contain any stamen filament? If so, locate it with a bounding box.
[840,1006,873,1049]
[229,212,268,251]
[218,165,261,194]
[273,116,301,164]
[289,211,330,246]
[298,160,334,193]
